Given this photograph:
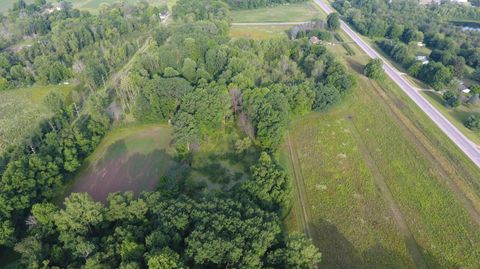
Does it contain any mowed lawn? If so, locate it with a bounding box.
[282,48,480,268]
[67,124,178,201]
[0,85,72,153]
[230,1,324,23]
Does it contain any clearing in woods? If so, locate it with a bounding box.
[66,124,179,201]
[281,40,480,268]
[230,1,324,23]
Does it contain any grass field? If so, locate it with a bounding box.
[230,1,324,23]
[0,85,72,153]
[282,39,480,268]
[66,124,179,201]
[230,25,290,40]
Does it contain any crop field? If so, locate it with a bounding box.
[0,85,72,153]
[282,42,480,267]
[230,1,324,23]
[66,124,179,201]
[230,25,290,40]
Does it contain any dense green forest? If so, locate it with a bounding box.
[0,0,357,267]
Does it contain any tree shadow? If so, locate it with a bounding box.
[346,58,365,75]
[310,219,363,269]
[311,219,454,269]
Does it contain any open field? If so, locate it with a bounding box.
[230,25,290,40]
[67,124,179,201]
[0,85,72,153]
[282,40,480,267]
[230,1,324,23]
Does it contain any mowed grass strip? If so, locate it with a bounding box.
[0,85,72,153]
[230,1,324,23]
[67,124,177,201]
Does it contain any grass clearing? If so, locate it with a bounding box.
[282,45,480,267]
[0,85,73,153]
[230,1,324,23]
[66,124,179,201]
[230,25,290,40]
[65,124,254,201]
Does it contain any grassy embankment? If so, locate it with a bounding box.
[282,34,480,268]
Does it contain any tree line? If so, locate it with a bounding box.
[0,92,110,247]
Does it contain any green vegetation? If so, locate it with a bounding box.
[226,0,308,9]
[326,12,340,31]
[0,85,72,153]
[0,0,174,14]
[363,58,384,80]
[67,124,177,201]
[0,0,357,267]
[332,0,480,89]
[422,90,480,144]
[284,53,480,268]
[465,114,480,130]
[230,25,290,40]
[3,0,480,268]
[230,1,323,22]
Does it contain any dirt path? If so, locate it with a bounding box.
[346,118,428,269]
[287,133,320,269]
[287,133,314,238]
[368,79,480,227]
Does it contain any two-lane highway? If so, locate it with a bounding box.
[314,0,480,168]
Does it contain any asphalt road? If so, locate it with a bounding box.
[313,0,480,168]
